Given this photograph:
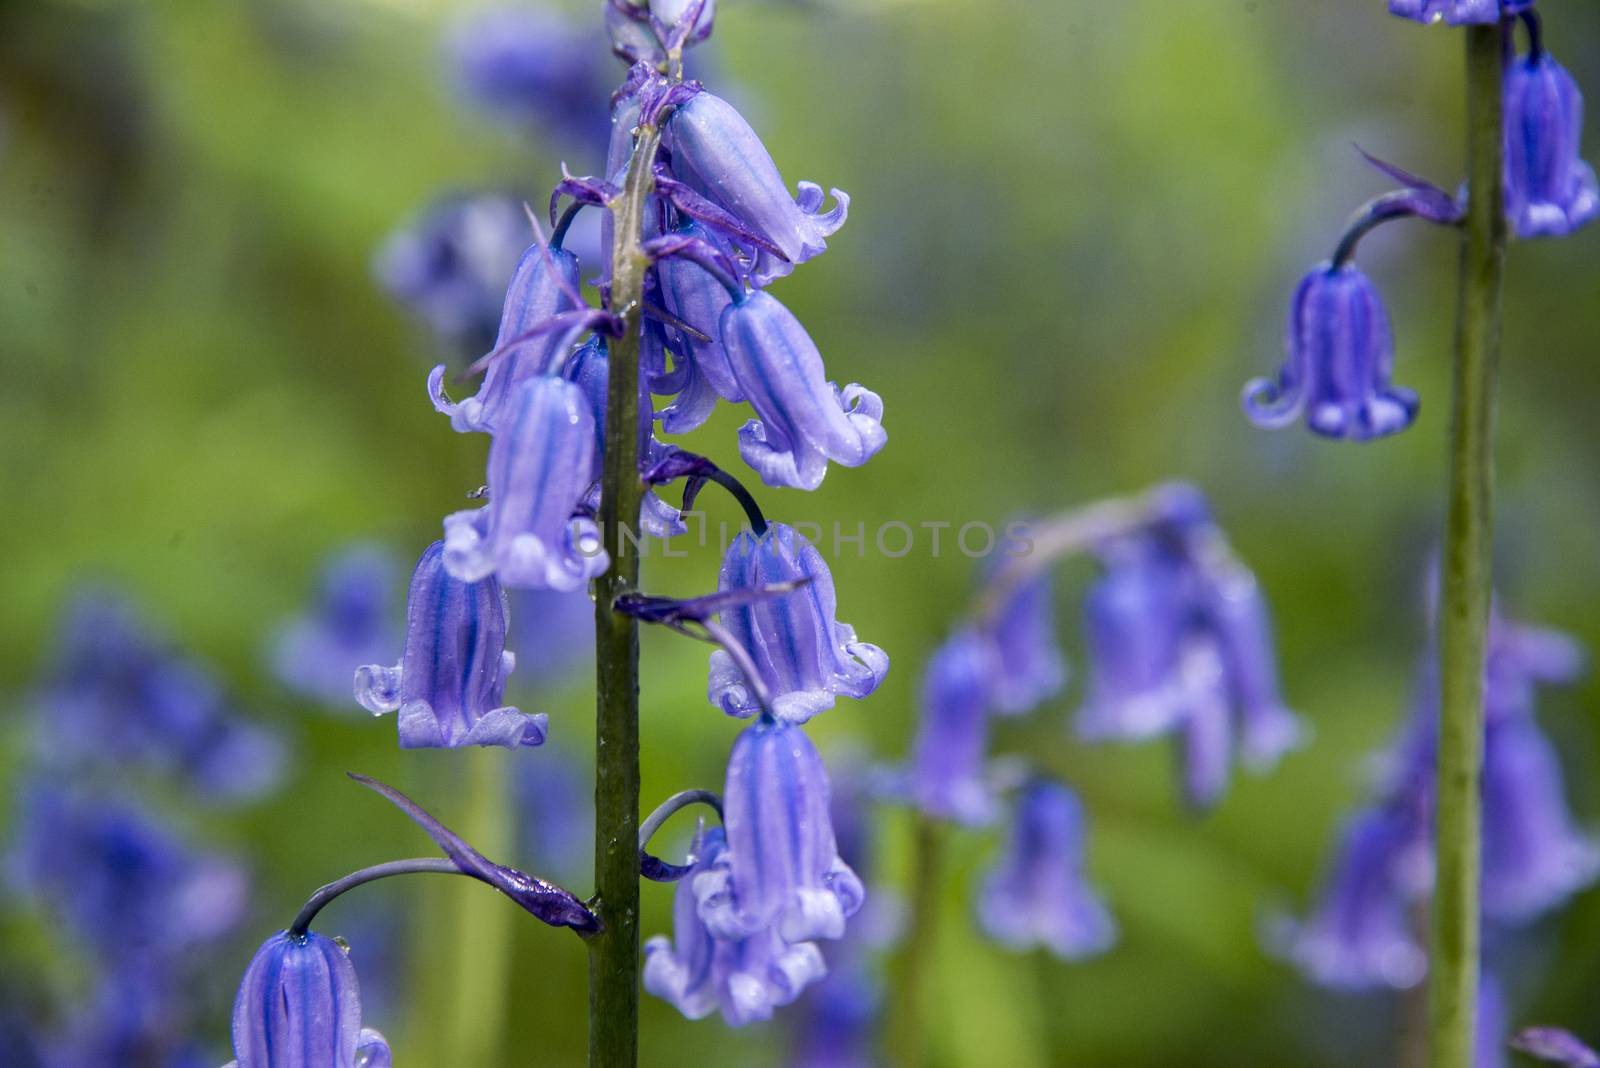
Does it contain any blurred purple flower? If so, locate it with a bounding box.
[645,824,827,1027]
[375,193,528,352]
[450,7,613,151]
[722,291,886,490]
[1271,802,1430,991]
[1504,48,1598,239]
[1388,0,1532,24]
[225,930,392,1068]
[506,585,594,684]
[982,571,1067,717]
[1243,262,1419,441]
[34,592,284,802]
[442,376,608,592]
[907,629,997,826]
[786,955,878,1068]
[976,780,1116,960]
[515,749,593,885]
[271,545,402,708]
[1513,1028,1600,1067]
[709,522,888,722]
[355,540,547,749]
[6,782,248,963]
[695,718,864,943]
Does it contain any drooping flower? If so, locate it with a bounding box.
[1074,537,1194,742]
[442,376,608,591]
[271,545,402,707]
[721,291,886,490]
[645,823,828,1027]
[1504,48,1599,240]
[1243,262,1420,441]
[694,717,865,942]
[1204,562,1306,768]
[981,570,1068,717]
[428,241,583,434]
[668,90,848,285]
[907,629,998,826]
[708,523,888,722]
[975,780,1116,960]
[355,540,547,749]
[450,7,613,149]
[1271,802,1430,991]
[225,930,392,1068]
[1387,0,1532,24]
[786,959,879,1068]
[1479,713,1600,923]
[1512,1027,1600,1067]
[374,193,529,353]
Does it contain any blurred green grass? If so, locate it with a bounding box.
[3,0,1600,1064]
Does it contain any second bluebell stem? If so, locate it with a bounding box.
[591,121,663,1068]
[1427,23,1507,1068]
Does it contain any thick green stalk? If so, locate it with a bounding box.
[1426,23,1506,1068]
[589,122,662,1068]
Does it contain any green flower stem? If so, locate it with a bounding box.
[589,118,664,1068]
[888,813,945,1068]
[1426,23,1507,1068]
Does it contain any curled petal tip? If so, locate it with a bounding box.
[1241,376,1303,429]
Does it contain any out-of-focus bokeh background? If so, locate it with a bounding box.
[3,0,1599,1064]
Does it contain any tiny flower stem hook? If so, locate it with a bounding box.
[288,857,464,938]
[1519,9,1543,61]
[638,789,724,881]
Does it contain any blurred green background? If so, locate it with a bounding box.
[3,0,1600,1064]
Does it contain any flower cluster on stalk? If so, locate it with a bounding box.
[1244,3,1595,441]
[897,484,1300,963]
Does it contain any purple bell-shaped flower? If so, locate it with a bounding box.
[1244,263,1419,441]
[225,931,391,1068]
[355,541,547,749]
[721,291,886,490]
[693,717,865,943]
[708,522,888,723]
[442,375,608,591]
[907,629,997,826]
[1504,48,1599,239]
[975,780,1116,960]
[1388,0,1531,25]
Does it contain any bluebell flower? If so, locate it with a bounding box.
[428,241,583,434]
[1243,262,1420,441]
[1075,538,1194,742]
[1480,714,1600,923]
[355,540,547,749]
[708,523,888,722]
[450,7,612,150]
[6,782,248,962]
[225,930,392,1068]
[1204,563,1307,768]
[374,193,529,352]
[907,629,997,826]
[1172,643,1236,811]
[721,291,886,490]
[976,780,1116,960]
[1272,802,1430,991]
[982,571,1068,717]
[645,823,828,1027]
[694,717,865,942]
[271,545,401,708]
[1513,1028,1600,1067]
[668,90,848,284]
[34,592,285,800]
[1388,0,1532,24]
[1505,48,1599,239]
[442,376,608,591]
